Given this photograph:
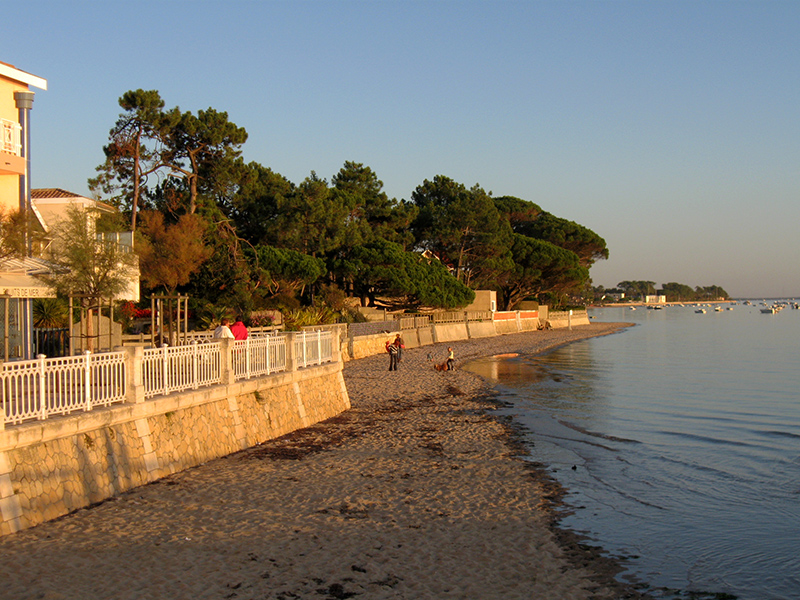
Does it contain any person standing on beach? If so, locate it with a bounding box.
[393,333,405,363]
[386,339,399,371]
[213,318,235,339]
[446,347,455,371]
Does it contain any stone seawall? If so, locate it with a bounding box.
[0,363,349,536]
[348,310,568,360]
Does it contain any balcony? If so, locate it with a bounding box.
[1,118,24,175]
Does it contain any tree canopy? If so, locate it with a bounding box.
[89,89,613,318]
[36,205,139,307]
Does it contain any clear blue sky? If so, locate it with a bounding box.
[5,0,799,298]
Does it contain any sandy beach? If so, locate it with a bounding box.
[0,323,646,600]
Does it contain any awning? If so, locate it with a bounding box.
[0,257,56,298]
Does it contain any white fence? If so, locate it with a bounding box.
[1,331,334,427]
[142,342,222,399]
[0,352,127,425]
[232,335,287,380]
[293,330,333,369]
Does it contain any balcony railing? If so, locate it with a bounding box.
[1,118,21,155]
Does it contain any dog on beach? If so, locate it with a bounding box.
[433,361,449,372]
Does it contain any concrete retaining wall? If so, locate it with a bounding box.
[466,321,496,338]
[0,363,349,537]
[432,323,469,344]
[417,327,434,347]
[345,308,590,360]
[546,310,590,329]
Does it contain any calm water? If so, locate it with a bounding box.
[465,304,800,600]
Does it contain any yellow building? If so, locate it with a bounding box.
[1,61,47,216]
[1,61,48,360]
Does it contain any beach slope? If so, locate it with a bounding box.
[0,323,643,600]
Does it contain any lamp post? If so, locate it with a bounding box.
[14,90,35,358]
[14,90,35,257]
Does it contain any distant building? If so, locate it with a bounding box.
[31,188,139,303]
[464,290,497,312]
[645,295,666,304]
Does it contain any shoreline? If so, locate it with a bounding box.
[0,323,645,600]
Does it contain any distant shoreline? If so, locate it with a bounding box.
[590,300,735,307]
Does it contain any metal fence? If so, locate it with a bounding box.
[293,330,334,369]
[1,352,127,425]
[232,335,287,380]
[2,331,335,427]
[33,328,70,358]
[142,342,222,399]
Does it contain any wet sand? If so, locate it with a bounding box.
[0,323,647,600]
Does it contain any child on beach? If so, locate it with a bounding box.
[446,347,455,371]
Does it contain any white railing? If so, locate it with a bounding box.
[1,118,21,155]
[233,335,287,380]
[293,330,333,369]
[1,352,127,425]
[2,331,339,427]
[142,342,221,399]
[121,326,283,347]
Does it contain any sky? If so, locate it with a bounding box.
[4,0,799,299]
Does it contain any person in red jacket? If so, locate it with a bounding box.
[230,317,249,340]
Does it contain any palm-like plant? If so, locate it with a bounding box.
[32,298,69,328]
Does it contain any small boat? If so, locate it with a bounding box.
[695,309,706,314]
[761,307,776,314]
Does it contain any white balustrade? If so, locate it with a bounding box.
[142,342,221,399]
[293,330,333,369]
[2,330,337,427]
[1,351,126,425]
[233,335,287,381]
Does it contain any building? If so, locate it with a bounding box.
[31,188,139,304]
[1,61,48,360]
[1,62,138,361]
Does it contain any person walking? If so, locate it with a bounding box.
[446,347,455,371]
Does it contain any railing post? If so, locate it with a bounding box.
[218,339,235,385]
[331,328,341,364]
[117,345,145,404]
[0,405,5,431]
[191,341,199,389]
[301,331,307,368]
[83,350,92,412]
[161,344,169,396]
[316,330,322,365]
[285,333,298,372]
[245,338,252,379]
[37,354,47,420]
[265,336,271,375]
